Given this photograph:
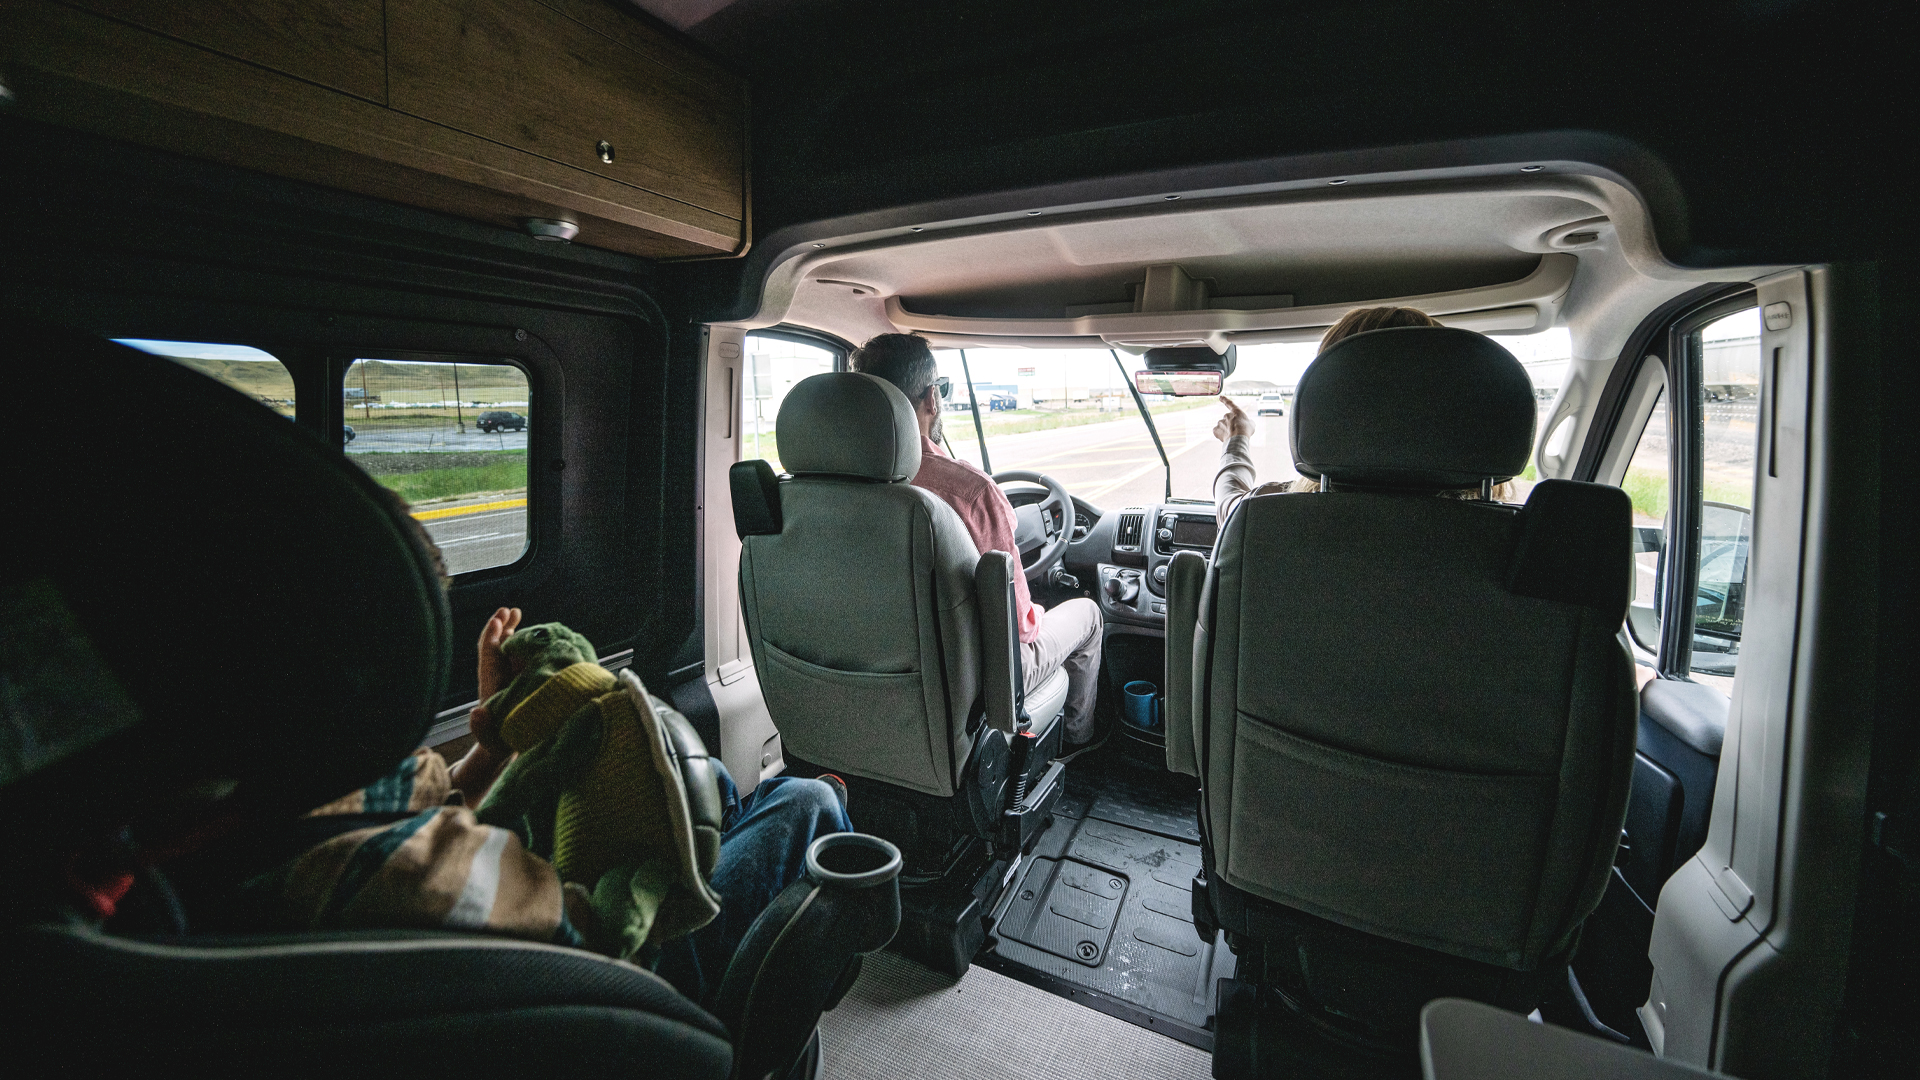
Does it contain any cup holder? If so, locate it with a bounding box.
[805,833,903,889]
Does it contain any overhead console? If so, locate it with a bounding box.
[0,0,748,259]
[884,255,1575,352]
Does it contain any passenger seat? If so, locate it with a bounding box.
[1166,326,1638,1065]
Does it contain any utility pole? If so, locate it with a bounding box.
[452,363,466,433]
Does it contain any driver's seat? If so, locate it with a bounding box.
[730,373,1067,883]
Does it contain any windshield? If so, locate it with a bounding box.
[933,330,1569,509]
[928,348,1213,509]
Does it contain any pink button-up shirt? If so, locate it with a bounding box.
[912,435,1042,643]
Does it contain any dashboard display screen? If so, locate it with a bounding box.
[1170,516,1217,549]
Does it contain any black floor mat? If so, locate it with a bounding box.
[981,758,1235,1050]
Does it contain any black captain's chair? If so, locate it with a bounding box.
[0,325,732,1074]
[1162,326,1638,1073]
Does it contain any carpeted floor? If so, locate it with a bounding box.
[819,949,1214,1080]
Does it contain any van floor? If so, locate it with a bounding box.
[976,747,1236,1050]
[822,744,1231,1074]
[820,944,1211,1080]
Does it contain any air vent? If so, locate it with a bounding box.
[1115,508,1146,549]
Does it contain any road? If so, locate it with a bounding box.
[348,427,528,453]
[955,398,1570,514]
[415,498,528,575]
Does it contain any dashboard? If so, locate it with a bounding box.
[1063,500,1217,630]
[1005,488,1216,630]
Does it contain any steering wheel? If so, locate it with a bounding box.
[992,470,1075,585]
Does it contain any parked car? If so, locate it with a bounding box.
[344,424,355,442]
[477,410,525,433]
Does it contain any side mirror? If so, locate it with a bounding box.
[1692,502,1751,669]
[1134,370,1223,397]
[1626,524,1664,648]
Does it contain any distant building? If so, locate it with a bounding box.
[1030,386,1097,410]
[1703,334,1761,400]
[1225,379,1285,396]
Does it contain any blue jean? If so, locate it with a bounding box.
[652,764,850,1005]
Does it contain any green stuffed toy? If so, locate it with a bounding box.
[475,623,722,960]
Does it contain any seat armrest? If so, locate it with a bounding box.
[975,551,1026,735]
[1164,550,1207,776]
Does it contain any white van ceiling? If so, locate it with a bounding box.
[756,168,1778,364]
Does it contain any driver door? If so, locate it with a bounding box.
[699,326,840,789]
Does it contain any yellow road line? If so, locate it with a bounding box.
[412,497,527,522]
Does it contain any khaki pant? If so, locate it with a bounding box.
[1021,597,1103,743]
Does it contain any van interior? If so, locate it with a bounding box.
[2,2,1912,1078]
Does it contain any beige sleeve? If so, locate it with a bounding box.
[1213,435,1260,526]
[1213,435,1295,526]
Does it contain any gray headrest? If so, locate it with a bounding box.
[1291,326,1536,489]
[775,372,923,481]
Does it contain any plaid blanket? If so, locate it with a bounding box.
[256,750,587,947]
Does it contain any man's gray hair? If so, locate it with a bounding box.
[849,333,939,403]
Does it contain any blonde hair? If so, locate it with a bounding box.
[1292,306,1515,501]
[1317,305,1443,351]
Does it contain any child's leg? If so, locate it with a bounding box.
[654,767,850,1004]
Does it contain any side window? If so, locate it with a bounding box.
[1622,386,1670,658]
[1689,307,1761,688]
[342,357,530,576]
[1613,301,1760,694]
[743,334,836,471]
[116,339,294,417]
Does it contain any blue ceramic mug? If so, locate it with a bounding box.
[1122,680,1161,730]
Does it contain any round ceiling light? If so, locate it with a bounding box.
[523,218,579,242]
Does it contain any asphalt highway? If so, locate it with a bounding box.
[957,398,1573,515]
[417,500,528,575]
[348,427,528,453]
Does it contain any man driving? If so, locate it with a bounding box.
[850,333,1103,754]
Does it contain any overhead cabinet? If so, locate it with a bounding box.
[0,0,748,258]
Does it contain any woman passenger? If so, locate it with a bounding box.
[1211,306,1515,525]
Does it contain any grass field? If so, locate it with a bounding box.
[1621,466,1751,521]
[743,398,1216,466]
[166,355,529,418]
[946,398,1215,442]
[352,450,527,503]
[342,408,530,429]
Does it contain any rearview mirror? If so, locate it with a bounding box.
[1134,370,1222,397]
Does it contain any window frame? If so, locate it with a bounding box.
[745,326,851,371]
[1657,290,1758,677]
[331,348,545,583]
[1580,283,1757,681]
[737,327,849,471]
